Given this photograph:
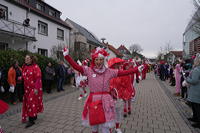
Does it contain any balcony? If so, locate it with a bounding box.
[0,18,36,41]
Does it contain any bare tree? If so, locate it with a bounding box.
[129,43,143,54]
[164,41,173,54]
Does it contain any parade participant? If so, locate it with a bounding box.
[120,61,135,117]
[142,60,149,80]
[108,57,125,133]
[22,55,44,128]
[63,47,143,133]
[0,100,9,133]
[183,53,200,128]
[129,59,140,102]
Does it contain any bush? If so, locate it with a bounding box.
[0,50,57,77]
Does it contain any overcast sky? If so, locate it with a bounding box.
[46,0,194,58]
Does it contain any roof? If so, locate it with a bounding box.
[117,45,131,54]
[66,18,103,47]
[7,0,71,29]
[104,43,123,57]
[169,51,183,57]
[184,8,200,34]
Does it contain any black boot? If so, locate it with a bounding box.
[33,116,37,120]
[25,121,35,128]
[25,117,35,128]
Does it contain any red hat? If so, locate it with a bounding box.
[108,57,124,68]
[90,47,109,68]
[0,100,9,114]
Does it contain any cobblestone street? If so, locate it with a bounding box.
[0,73,199,133]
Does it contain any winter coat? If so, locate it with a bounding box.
[186,66,200,104]
[45,66,55,80]
[21,64,43,122]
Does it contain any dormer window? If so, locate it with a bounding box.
[36,2,45,12]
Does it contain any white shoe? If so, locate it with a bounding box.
[84,93,87,97]
[115,128,122,133]
[78,96,83,100]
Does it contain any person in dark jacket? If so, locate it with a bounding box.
[0,66,6,93]
[56,61,66,92]
[45,62,55,93]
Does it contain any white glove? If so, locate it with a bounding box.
[9,85,15,93]
[63,48,69,56]
[182,80,188,87]
[138,65,144,73]
[0,86,5,93]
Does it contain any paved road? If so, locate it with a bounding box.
[0,73,198,133]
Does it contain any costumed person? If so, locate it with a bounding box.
[0,100,9,133]
[142,60,149,80]
[129,59,141,102]
[22,55,44,128]
[75,60,88,100]
[63,47,143,133]
[183,53,200,128]
[174,61,182,96]
[108,57,125,133]
[120,61,135,118]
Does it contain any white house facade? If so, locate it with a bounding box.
[0,0,71,58]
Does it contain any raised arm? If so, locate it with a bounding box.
[117,67,139,76]
[63,48,84,73]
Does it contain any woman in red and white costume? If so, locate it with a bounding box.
[63,47,143,133]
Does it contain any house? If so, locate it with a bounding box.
[183,8,200,58]
[166,51,183,64]
[0,0,71,59]
[188,36,200,57]
[65,18,103,60]
[117,45,131,59]
[103,42,123,60]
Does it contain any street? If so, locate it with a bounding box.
[0,73,199,133]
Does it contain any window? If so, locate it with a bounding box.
[36,3,45,12]
[38,21,48,35]
[38,48,48,56]
[0,4,8,19]
[0,42,8,50]
[57,28,64,40]
[49,9,56,17]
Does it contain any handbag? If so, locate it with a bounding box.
[88,74,106,125]
[88,100,106,125]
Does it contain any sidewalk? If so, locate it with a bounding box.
[0,73,197,133]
